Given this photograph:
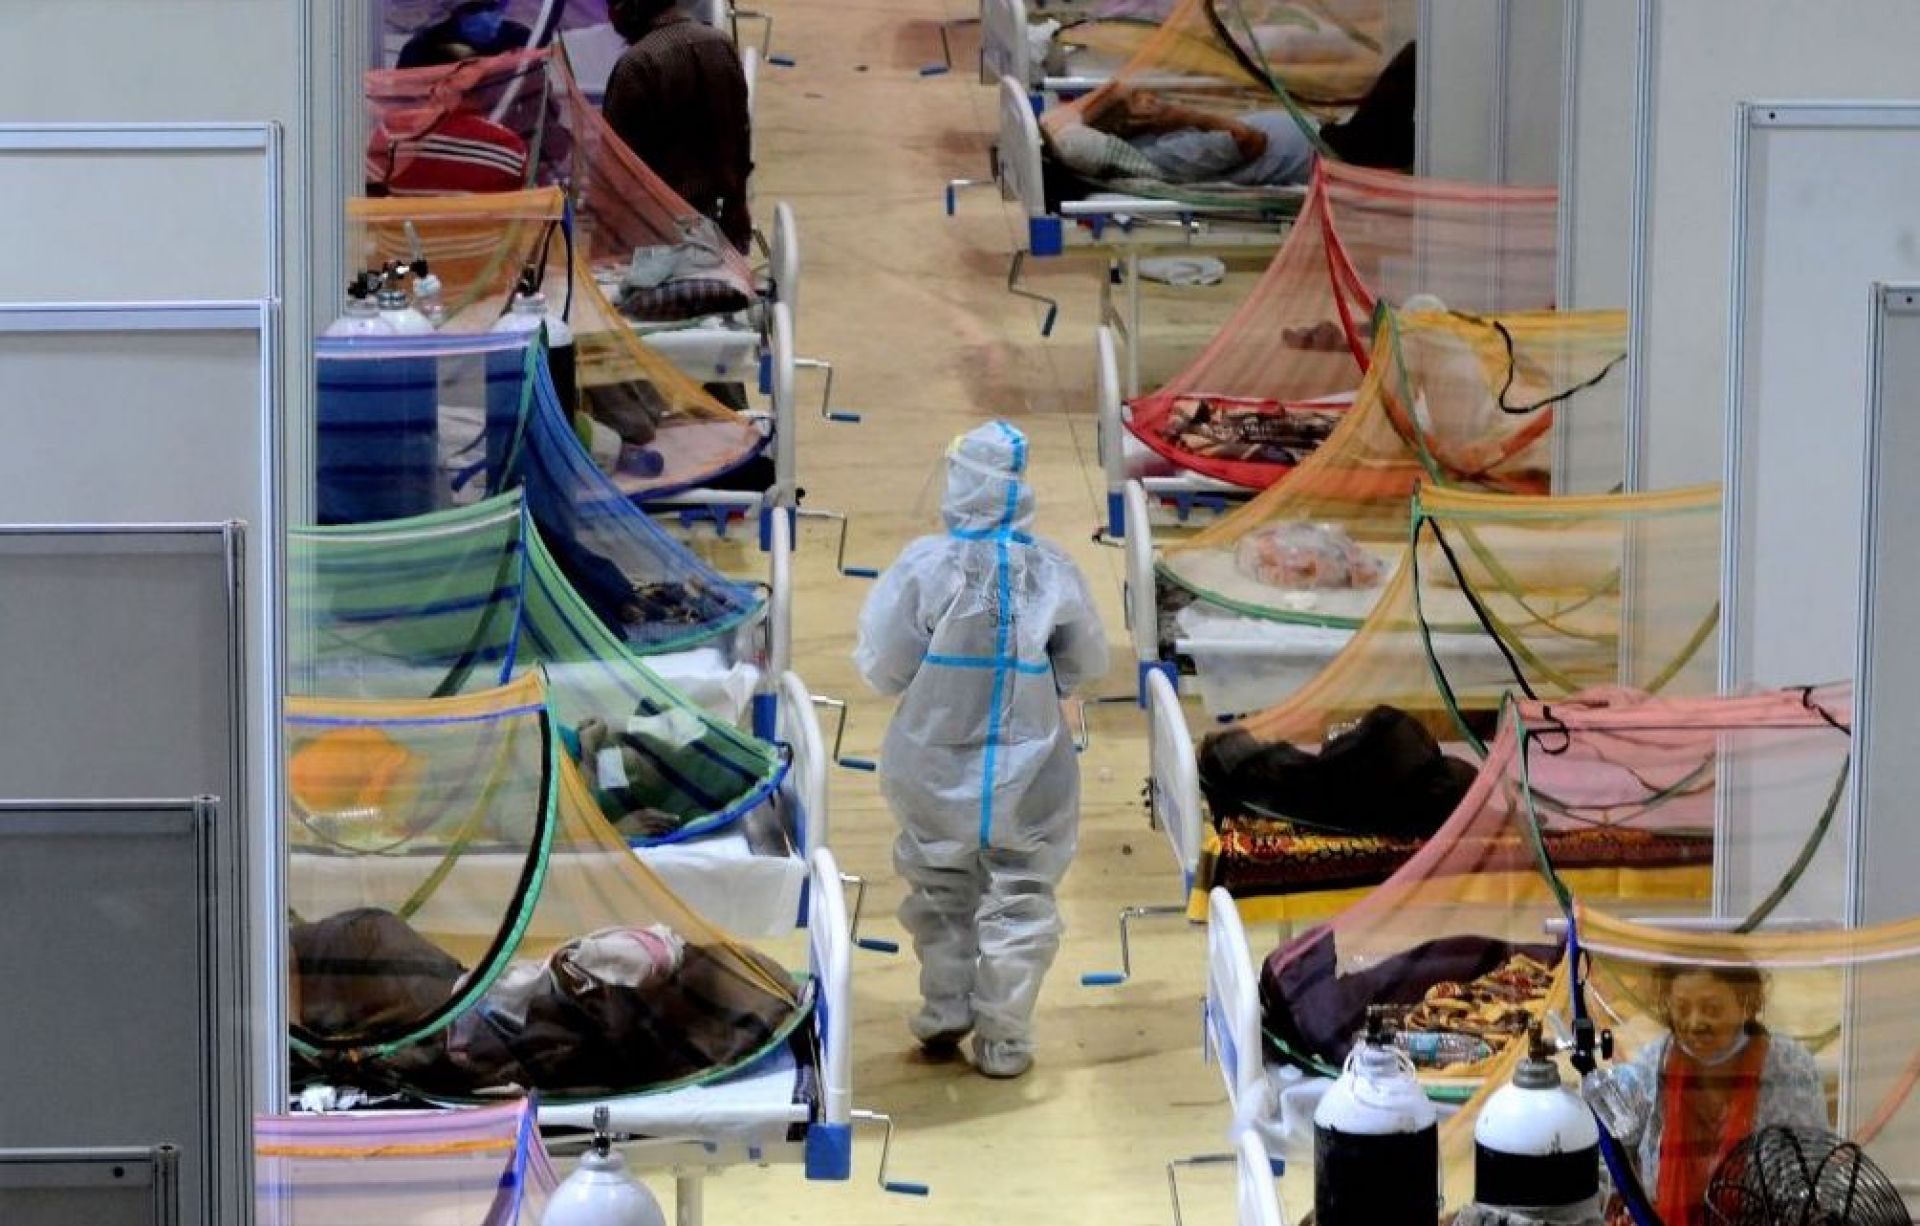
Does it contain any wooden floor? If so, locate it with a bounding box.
[689,2,1273,1222]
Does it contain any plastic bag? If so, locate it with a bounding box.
[1232,520,1386,589]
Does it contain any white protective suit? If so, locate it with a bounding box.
[854,423,1110,1061]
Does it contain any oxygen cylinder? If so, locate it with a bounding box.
[1313,1011,1440,1225]
[485,283,575,486]
[541,1108,666,1226]
[316,272,437,524]
[375,281,434,335]
[1474,1023,1600,1213]
[322,289,392,338]
[491,284,577,412]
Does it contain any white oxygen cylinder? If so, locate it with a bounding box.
[1474,1023,1601,1214]
[375,282,435,335]
[322,290,393,338]
[491,287,577,412]
[1312,1012,1440,1225]
[542,1108,666,1226]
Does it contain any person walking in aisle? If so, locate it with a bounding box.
[855,423,1110,1079]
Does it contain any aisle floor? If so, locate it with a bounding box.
[697,2,1269,1222]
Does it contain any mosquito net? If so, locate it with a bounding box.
[1125,164,1562,490]
[256,1100,559,1224]
[1035,1,1411,203]
[1067,0,1398,115]
[1256,684,1853,1104]
[1193,483,1722,923]
[313,330,763,648]
[363,45,757,301]
[291,492,785,845]
[345,189,767,495]
[1159,306,1630,626]
[287,673,807,1101]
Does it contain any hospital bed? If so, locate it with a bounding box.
[1204,889,1328,1193]
[640,206,866,559]
[637,669,824,938]
[948,75,1293,344]
[1122,481,1359,716]
[1080,666,1205,987]
[1096,326,1247,540]
[1159,887,1295,1226]
[542,846,926,1225]
[978,0,1130,92]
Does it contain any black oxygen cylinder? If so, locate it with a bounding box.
[1312,1014,1441,1224]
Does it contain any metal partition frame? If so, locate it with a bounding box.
[1721,103,1920,693]
[1621,1,1920,492]
[0,800,248,1226]
[0,299,285,1113]
[1853,283,1920,926]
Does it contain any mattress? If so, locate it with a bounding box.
[541,1040,813,1147]
[638,323,760,383]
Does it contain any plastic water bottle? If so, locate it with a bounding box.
[1580,1060,1652,1139]
[411,265,446,327]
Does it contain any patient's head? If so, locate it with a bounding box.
[1652,962,1768,1062]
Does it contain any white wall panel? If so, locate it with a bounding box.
[1627,0,1920,490]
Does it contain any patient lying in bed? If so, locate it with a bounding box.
[1082,87,1317,187]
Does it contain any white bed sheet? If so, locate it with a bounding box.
[634,323,760,383]
[546,648,761,727]
[1172,597,1536,717]
[294,819,804,945]
[1173,602,1354,715]
[641,827,806,939]
[541,1044,808,1147]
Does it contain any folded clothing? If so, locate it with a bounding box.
[1199,705,1478,838]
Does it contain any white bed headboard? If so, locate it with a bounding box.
[1206,887,1265,1118]
[778,670,825,857]
[1237,1130,1289,1226]
[769,301,797,508]
[771,200,798,316]
[996,73,1047,222]
[1124,481,1158,668]
[981,0,1029,86]
[1096,326,1125,519]
[807,847,852,1126]
[1148,667,1202,885]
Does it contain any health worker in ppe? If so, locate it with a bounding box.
[854,422,1110,1080]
